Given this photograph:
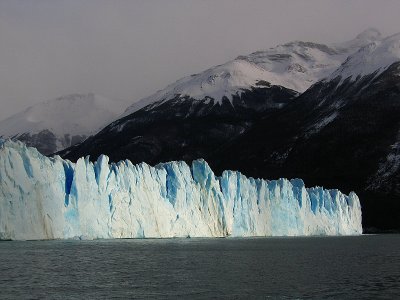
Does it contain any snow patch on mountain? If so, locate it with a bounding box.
[368,130,400,192]
[305,112,339,138]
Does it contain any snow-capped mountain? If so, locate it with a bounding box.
[0,93,126,154]
[123,28,381,117]
[122,59,292,116]
[236,28,382,92]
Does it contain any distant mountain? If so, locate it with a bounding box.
[62,30,379,164]
[210,32,400,231]
[0,93,126,154]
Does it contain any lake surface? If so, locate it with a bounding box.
[0,235,399,299]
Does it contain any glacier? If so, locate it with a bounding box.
[0,140,362,240]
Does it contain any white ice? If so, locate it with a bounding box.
[0,140,362,240]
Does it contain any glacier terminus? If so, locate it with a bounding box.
[0,140,362,240]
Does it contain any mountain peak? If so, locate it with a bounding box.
[123,59,274,116]
[329,32,400,82]
[355,28,382,41]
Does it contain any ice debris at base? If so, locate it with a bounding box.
[0,140,362,240]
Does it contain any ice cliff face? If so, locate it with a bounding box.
[0,140,362,240]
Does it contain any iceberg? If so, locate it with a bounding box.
[0,140,362,240]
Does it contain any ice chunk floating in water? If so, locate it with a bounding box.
[0,140,362,240]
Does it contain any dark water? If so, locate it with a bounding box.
[0,235,399,299]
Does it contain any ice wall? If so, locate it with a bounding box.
[0,140,362,240]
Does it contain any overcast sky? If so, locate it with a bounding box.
[0,0,399,121]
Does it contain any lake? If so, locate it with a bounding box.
[0,235,399,299]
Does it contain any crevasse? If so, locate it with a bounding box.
[0,140,362,240]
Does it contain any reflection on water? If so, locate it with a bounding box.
[0,235,399,299]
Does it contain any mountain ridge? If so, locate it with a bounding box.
[122,29,381,117]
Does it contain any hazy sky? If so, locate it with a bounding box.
[0,0,399,121]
